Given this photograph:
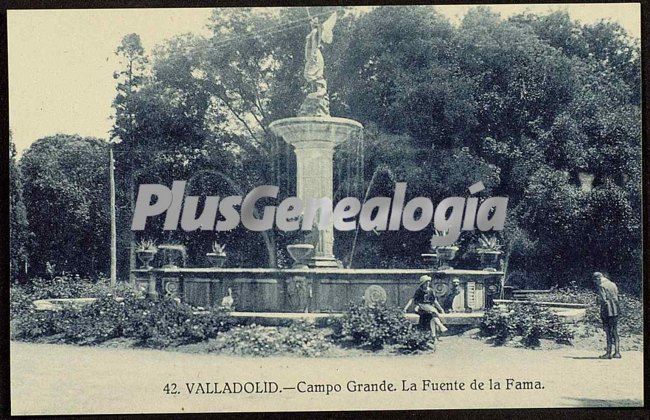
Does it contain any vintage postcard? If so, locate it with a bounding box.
[6,3,644,415]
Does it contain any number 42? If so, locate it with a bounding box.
[164,383,180,394]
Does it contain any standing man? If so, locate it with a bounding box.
[593,272,621,359]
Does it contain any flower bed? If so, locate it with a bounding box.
[205,322,332,357]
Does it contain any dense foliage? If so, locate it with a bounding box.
[18,275,134,300]
[9,135,29,280]
[12,7,641,292]
[10,285,234,348]
[480,304,574,347]
[19,135,113,277]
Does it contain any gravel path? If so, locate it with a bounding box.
[10,337,643,415]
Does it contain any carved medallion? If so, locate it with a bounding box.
[487,283,500,295]
[432,282,449,297]
[364,285,387,306]
[163,279,180,298]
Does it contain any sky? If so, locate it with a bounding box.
[7,4,641,155]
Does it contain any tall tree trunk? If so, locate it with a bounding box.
[109,146,117,287]
[128,158,136,283]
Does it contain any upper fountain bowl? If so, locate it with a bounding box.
[269,116,363,146]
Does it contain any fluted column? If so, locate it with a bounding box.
[293,140,335,259]
[269,116,363,267]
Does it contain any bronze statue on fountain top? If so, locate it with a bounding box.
[299,11,338,117]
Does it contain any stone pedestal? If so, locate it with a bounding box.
[270,116,363,266]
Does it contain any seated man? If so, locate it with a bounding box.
[404,275,448,338]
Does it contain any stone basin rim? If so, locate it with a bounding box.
[269,116,363,130]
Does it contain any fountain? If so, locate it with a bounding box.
[130,11,511,325]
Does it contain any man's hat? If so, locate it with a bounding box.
[419,275,432,284]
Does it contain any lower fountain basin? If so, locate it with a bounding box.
[132,267,504,316]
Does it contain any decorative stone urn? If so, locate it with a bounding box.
[436,246,459,269]
[421,253,439,269]
[136,249,156,269]
[478,250,502,271]
[286,244,314,269]
[206,253,226,268]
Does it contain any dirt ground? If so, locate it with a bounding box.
[10,334,643,415]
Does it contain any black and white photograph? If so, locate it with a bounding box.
[4,2,645,415]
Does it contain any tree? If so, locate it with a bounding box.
[111,33,149,280]
[9,132,29,281]
[105,6,641,288]
[20,135,110,276]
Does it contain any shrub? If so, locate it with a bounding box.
[396,327,435,353]
[121,297,192,348]
[339,302,434,352]
[10,285,34,319]
[122,297,233,348]
[616,293,643,336]
[480,304,574,347]
[209,321,331,357]
[340,302,411,350]
[10,307,59,340]
[19,275,135,300]
[480,307,516,345]
[59,294,128,345]
[21,276,97,299]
